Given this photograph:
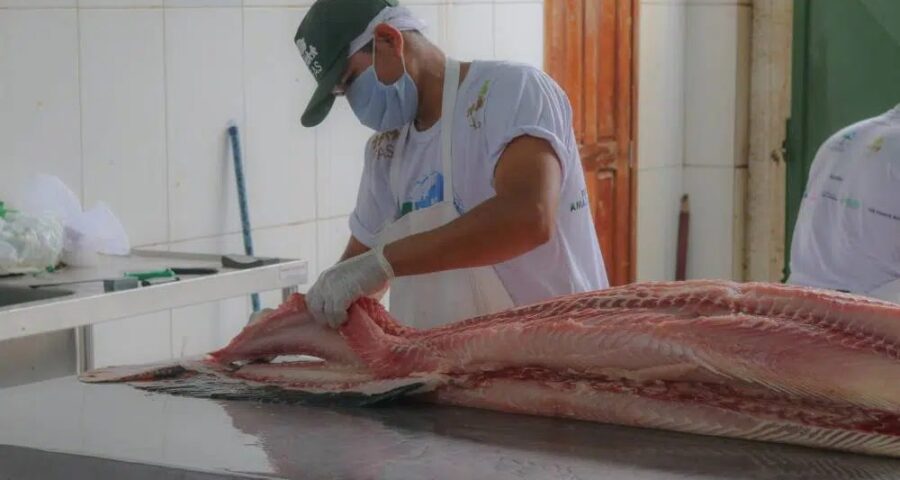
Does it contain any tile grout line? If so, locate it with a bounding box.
[76,5,86,209]
[162,5,174,357]
[240,2,248,241]
[156,217,333,247]
[493,0,498,60]
[162,5,172,247]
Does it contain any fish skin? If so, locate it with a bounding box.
[80,280,900,458]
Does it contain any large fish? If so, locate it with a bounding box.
[80,280,900,457]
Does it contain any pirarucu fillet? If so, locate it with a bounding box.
[80,280,900,457]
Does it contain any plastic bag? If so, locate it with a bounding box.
[7,174,130,269]
[0,211,65,274]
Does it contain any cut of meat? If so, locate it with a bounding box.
[209,295,362,366]
[80,280,900,458]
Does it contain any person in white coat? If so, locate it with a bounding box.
[294,0,609,328]
[788,104,900,303]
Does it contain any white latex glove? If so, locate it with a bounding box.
[868,278,900,304]
[306,245,395,328]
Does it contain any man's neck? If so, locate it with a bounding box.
[410,46,469,131]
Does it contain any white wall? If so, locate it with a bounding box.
[636,0,751,282]
[682,0,751,281]
[635,0,686,281]
[0,0,543,367]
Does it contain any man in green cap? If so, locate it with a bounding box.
[297,0,609,329]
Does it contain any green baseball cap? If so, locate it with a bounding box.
[295,0,398,127]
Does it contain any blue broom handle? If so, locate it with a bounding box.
[227,123,260,313]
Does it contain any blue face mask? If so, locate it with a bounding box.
[346,49,418,132]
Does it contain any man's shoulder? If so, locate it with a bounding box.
[465,61,568,124]
[468,61,554,92]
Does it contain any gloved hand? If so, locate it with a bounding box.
[306,245,395,328]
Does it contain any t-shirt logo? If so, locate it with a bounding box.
[372,130,400,162]
[570,189,589,212]
[829,130,857,153]
[399,172,444,217]
[466,80,491,130]
[296,37,323,78]
[868,136,885,154]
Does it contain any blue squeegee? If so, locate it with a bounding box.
[227,121,261,313]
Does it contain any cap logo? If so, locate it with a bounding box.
[296,37,323,78]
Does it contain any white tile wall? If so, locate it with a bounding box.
[0,9,81,200]
[494,2,543,70]
[254,222,318,277]
[168,232,248,356]
[243,7,317,228]
[80,9,168,247]
[165,0,241,6]
[91,312,172,367]
[165,7,244,242]
[243,0,314,6]
[446,3,494,61]
[637,0,750,282]
[171,298,248,356]
[635,166,683,281]
[79,0,162,7]
[1,1,546,369]
[406,4,443,48]
[679,2,751,280]
[314,101,371,219]
[683,165,735,279]
[317,216,350,271]
[684,4,749,167]
[0,0,75,6]
[254,222,318,306]
[637,2,686,170]
[635,0,686,282]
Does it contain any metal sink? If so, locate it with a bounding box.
[0,285,74,308]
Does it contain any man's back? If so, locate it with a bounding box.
[789,105,900,294]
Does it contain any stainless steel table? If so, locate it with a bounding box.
[1,376,898,480]
[0,249,307,386]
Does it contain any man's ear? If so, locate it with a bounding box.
[373,23,405,58]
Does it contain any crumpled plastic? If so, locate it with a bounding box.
[0,174,130,272]
[0,211,65,274]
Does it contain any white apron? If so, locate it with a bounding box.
[377,58,514,329]
[869,278,900,304]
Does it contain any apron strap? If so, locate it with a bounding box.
[389,125,410,210]
[387,58,461,215]
[441,59,461,203]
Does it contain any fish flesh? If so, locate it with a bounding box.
[80,280,900,457]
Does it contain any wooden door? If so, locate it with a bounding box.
[545,0,636,285]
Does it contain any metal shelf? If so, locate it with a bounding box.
[0,249,308,343]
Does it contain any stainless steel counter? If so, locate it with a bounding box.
[1,376,898,480]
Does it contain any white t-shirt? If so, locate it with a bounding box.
[349,61,609,306]
[788,104,900,294]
